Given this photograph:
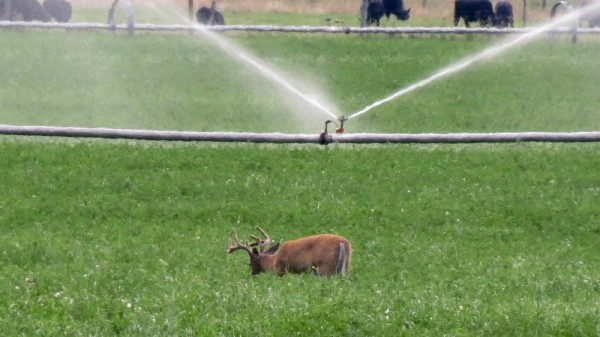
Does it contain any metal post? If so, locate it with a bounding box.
[209,0,217,25]
[360,0,369,27]
[108,0,119,32]
[522,0,528,27]
[124,0,134,35]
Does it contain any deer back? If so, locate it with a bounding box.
[274,234,351,277]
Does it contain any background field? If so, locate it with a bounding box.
[68,0,557,26]
[1,29,600,133]
[2,2,600,336]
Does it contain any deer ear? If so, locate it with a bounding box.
[265,242,280,255]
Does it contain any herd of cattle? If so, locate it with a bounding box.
[0,0,599,28]
[453,0,514,27]
[366,0,600,28]
[366,0,514,27]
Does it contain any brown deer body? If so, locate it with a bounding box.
[228,227,351,277]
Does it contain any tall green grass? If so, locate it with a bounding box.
[1,139,600,336]
[2,28,600,336]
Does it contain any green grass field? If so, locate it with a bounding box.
[2,21,600,336]
[1,140,600,336]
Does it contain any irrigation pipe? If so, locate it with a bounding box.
[0,125,318,143]
[2,21,600,35]
[2,125,600,144]
[331,132,600,143]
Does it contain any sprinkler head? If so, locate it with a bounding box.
[336,116,347,133]
[322,116,348,138]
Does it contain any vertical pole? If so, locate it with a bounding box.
[360,0,369,27]
[209,0,216,25]
[522,0,527,27]
[108,0,119,30]
[188,0,194,20]
[124,0,134,35]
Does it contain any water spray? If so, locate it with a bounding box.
[549,1,577,43]
[347,0,600,121]
[155,6,340,123]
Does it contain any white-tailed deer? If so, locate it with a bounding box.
[228,227,352,277]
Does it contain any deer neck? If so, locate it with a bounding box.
[259,253,277,271]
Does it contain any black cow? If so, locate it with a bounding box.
[0,0,50,21]
[42,0,71,22]
[366,0,385,26]
[383,0,411,21]
[454,0,495,27]
[196,6,225,25]
[494,0,513,27]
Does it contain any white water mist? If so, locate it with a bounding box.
[348,3,600,120]
[147,3,340,122]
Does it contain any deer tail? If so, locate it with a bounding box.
[337,242,352,276]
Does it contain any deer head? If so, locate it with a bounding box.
[227,226,280,275]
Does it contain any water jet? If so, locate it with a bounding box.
[549,0,577,43]
[156,6,341,128]
[348,1,600,121]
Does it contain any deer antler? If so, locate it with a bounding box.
[249,226,271,253]
[227,228,253,255]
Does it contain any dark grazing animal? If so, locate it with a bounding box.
[196,3,225,25]
[454,0,495,27]
[42,0,71,22]
[366,0,385,26]
[494,0,513,27]
[383,0,411,21]
[0,0,50,21]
